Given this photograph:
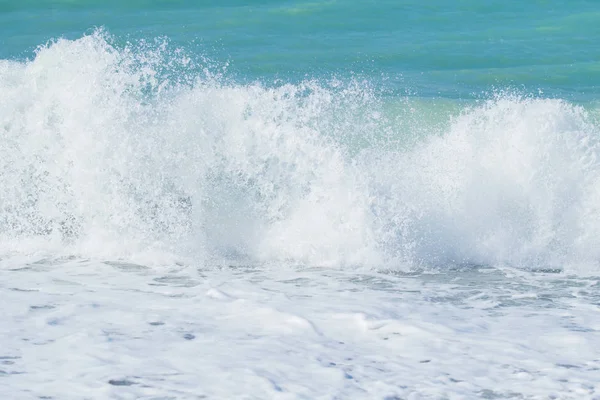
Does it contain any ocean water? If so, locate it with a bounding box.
[1,1,600,399]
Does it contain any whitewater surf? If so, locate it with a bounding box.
[1,16,599,400]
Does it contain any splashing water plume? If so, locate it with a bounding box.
[1,31,600,273]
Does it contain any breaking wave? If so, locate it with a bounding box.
[2,31,600,273]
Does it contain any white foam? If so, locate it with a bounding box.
[2,32,600,273]
[1,259,599,398]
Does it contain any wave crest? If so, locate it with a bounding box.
[1,31,600,273]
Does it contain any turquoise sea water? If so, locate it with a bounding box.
[2,0,600,100]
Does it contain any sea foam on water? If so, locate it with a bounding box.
[1,31,600,273]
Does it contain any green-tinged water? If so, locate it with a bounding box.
[1,0,599,99]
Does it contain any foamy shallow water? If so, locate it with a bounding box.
[1,258,599,399]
